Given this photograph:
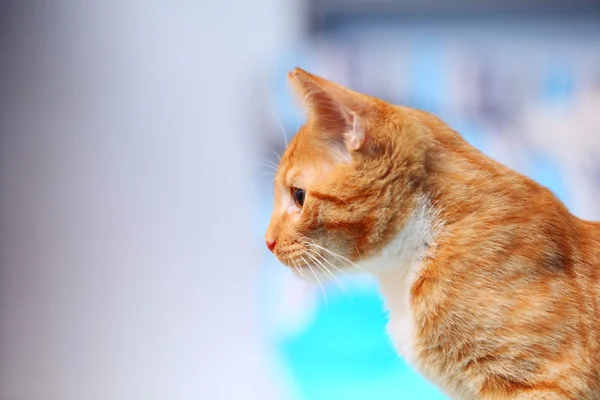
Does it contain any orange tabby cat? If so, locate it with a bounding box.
[265,68,600,399]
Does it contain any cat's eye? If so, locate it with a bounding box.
[291,187,306,208]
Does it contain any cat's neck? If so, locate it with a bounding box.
[421,117,530,227]
[360,195,441,277]
[359,196,441,363]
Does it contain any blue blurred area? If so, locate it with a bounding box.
[278,286,447,400]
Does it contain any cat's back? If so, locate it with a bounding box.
[407,184,600,398]
[402,109,600,398]
[575,218,600,365]
[578,219,600,270]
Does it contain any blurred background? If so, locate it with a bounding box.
[1,1,599,399]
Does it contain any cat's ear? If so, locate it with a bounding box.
[288,68,369,153]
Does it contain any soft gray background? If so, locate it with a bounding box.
[0,1,301,399]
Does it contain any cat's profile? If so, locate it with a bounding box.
[265,68,600,399]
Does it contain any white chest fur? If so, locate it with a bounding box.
[358,197,440,364]
[373,264,422,363]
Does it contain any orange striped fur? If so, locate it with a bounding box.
[265,68,600,399]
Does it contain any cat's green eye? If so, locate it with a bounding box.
[291,187,306,208]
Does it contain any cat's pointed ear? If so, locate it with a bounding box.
[288,68,369,153]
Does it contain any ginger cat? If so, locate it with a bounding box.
[265,68,600,399]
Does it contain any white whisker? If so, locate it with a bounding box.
[253,158,279,170]
[294,259,309,279]
[275,115,288,148]
[301,256,327,308]
[291,258,300,276]
[305,241,364,273]
[305,247,350,277]
[301,243,346,276]
[304,250,353,302]
[266,148,282,163]
[305,250,337,282]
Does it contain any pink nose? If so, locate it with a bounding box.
[266,240,276,252]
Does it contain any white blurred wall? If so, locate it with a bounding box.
[0,1,300,399]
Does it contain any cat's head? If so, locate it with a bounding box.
[265,68,431,276]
